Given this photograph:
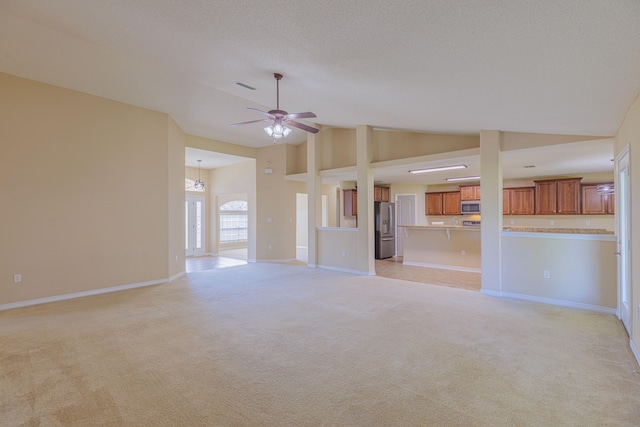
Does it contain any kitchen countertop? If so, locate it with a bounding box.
[401,225,479,230]
[502,227,614,235]
[402,225,614,235]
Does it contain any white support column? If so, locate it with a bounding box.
[356,125,375,275]
[307,131,322,267]
[480,130,503,295]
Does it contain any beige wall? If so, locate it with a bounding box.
[614,92,640,349]
[0,72,181,306]
[502,235,617,309]
[317,229,359,272]
[256,144,297,261]
[372,131,479,162]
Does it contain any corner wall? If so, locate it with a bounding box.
[615,92,640,359]
[0,73,178,307]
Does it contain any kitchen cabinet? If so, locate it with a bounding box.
[374,186,390,202]
[426,191,460,215]
[503,187,535,215]
[343,189,357,216]
[534,178,581,215]
[582,183,615,214]
[460,185,481,201]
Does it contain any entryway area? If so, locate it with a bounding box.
[185,255,247,273]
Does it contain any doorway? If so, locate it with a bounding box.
[296,193,328,262]
[185,195,205,257]
[395,194,416,256]
[616,147,631,335]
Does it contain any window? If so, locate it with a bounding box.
[219,200,248,243]
[185,178,205,192]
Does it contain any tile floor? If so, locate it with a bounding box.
[186,251,480,291]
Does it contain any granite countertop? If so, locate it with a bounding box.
[502,227,614,235]
[402,225,479,229]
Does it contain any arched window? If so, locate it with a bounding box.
[219,201,248,242]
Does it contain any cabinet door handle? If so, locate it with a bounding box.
[614,252,621,256]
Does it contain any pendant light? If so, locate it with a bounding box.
[194,160,205,190]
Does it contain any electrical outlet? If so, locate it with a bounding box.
[510,220,514,225]
[268,245,272,250]
[341,250,346,257]
[586,220,591,226]
[550,220,554,225]
[461,250,466,256]
[543,270,551,279]
[267,218,272,223]
[13,274,22,283]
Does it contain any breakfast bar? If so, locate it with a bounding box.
[401,225,481,272]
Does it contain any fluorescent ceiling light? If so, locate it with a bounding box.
[409,165,467,174]
[446,176,481,182]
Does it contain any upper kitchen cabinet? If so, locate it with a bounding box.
[503,187,535,215]
[374,186,390,202]
[426,192,460,215]
[343,189,357,216]
[534,178,582,215]
[460,185,481,201]
[582,183,615,214]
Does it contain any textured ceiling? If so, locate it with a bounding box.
[0,1,637,180]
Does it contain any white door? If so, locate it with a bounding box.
[616,148,631,334]
[396,194,416,257]
[186,195,205,257]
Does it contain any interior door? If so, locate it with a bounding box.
[186,195,206,257]
[396,194,416,257]
[616,148,631,334]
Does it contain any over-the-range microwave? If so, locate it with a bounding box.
[461,200,481,215]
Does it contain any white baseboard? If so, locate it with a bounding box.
[317,264,361,275]
[255,258,297,263]
[485,290,616,314]
[168,271,186,282]
[481,289,502,297]
[0,277,175,312]
[402,261,481,273]
[630,339,640,367]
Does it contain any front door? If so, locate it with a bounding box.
[616,148,631,334]
[186,195,205,257]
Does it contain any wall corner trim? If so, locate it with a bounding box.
[481,289,503,297]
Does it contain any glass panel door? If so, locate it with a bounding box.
[186,195,206,257]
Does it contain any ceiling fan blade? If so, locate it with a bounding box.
[287,120,319,134]
[230,118,269,127]
[247,107,275,119]
[285,111,317,120]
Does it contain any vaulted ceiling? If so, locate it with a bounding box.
[2,1,639,178]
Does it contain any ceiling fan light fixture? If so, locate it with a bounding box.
[264,123,292,139]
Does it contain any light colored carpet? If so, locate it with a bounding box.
[2,262,639,426]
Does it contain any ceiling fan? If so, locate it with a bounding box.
[231,73,319,138]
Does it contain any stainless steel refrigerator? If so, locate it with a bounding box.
[375,201,396,259]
